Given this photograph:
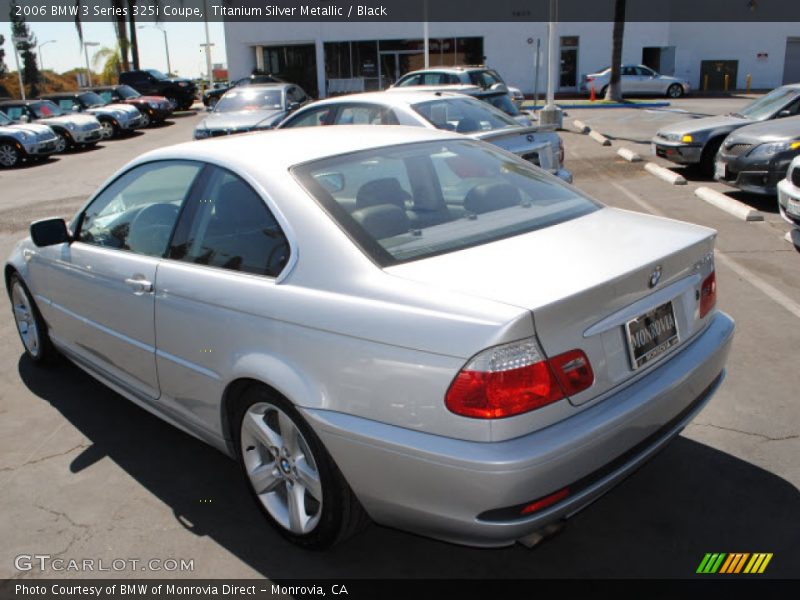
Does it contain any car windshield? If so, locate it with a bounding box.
[215,88,284,112]
[31,101,65,118]
[79,92,108,107]
[468,69,504,89]
[0,112,11,125]
[412,97,519,134]
[116,85,141,99]
[293,140,598,266]
[735,87,800,120]
[146,69,168,80]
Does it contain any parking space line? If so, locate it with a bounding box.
[609,181,800,321]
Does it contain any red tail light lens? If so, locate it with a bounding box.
[520,487,570,515]
[586,76,595,82]
[446,339,594,419]
[699,271,717,318]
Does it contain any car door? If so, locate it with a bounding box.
[29,160,204,400]
[154,166,292,432]
[331,103,400,125]
[620,66,639,94]
[636,67,661,94]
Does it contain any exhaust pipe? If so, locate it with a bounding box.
[516,521,566,549]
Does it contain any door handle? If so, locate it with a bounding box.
[124,277,154,293]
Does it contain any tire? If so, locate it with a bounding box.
[9,274,56,365]
[233,385,369,549]
[165,96,178,110]
[207,97,218,110]
[667,84,684,98]
[54,131,70,153]
[0,142,21,168]
[179,99,194,111]
[700,137,724,177]
[139,112,151,128]
[599,85,608,98]
[99,119,117,139]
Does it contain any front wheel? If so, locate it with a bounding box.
[99,119,116,139]
[667,84,684,98]
[9,274,56,364]
[0,142,21,168]
[234,386,369,549]
[139,112,151,128]
[54,131,69,153]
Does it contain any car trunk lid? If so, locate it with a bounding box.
[385,207,716,407]
[472,125,560,171]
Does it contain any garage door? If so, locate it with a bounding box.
[784,38,800,85]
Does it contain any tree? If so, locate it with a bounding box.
[0,34,7,76]
[112,0,131,72]
[9,1,41,97]
[93,45,123,84]
[604,0,626,102]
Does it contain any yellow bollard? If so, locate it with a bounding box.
[703,74,709,91]
[724,73,730,92]
[746,74,752,93]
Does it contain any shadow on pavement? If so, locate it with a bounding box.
[18,355,800,578]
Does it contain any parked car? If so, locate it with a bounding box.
[119,69,197,111]
[6,126,733,549]
[203,74,285,109]
[714,116,800,195]
[0,100,103,152]
[778,155,800,235]
[392,65,525,109]
[40,91,143,139]
[194,83,309,140]
[0,110,60,167]
[581,65,690,98]
[652,84,800,174]
[386,83,531,124]
[279,91,571,182]
[88,85,173,127]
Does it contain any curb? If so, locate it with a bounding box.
[644,162,686,185]
[589,130,611,146]
[617,147,642,162]
[694,186,764,221]
[572,119,590,133]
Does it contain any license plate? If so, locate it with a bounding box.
[715,160,727,180]
[625,301,679,370]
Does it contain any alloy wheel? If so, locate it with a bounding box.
[54,134,67,153]
[0,143,19,167]
[140,113,151,127]
[100,121,114,139]
[11,281,40,358]
[240,402,323,535]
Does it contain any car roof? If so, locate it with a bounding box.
[300,90,477,108]
[137,125,463,172]
[224,83,291,92]
[404,66,492,74]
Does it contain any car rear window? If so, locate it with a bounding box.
[292,140,599,266]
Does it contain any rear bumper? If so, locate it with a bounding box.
[652,141,703,164]
[303,311,735,547]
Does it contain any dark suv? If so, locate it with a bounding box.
[119,69,197,111]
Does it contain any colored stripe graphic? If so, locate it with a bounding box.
[697,553,727,573]
[733,553,750,573]
[719,554,736,574]
[710,553,726,573]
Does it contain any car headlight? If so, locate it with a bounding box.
[113,111,124,118]
[661,132,680,142]
[748,140,800,157]
[65,123,76,131]
[17,131,30,140]
[148,101,159,109]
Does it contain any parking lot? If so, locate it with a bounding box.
[0,97,798,580]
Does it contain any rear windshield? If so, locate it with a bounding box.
[412,97,519,134]
[216,88,283,112]
[292,140,598,266]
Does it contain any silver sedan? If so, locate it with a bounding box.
[6,126,733,549]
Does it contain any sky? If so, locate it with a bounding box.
[1,20,226,79]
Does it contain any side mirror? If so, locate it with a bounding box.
[287,101,300,111]
[315,171,345,193]
[489,83,509,94]
[18,115,29,123]
[777,109,792,118]
[30,218,71,247]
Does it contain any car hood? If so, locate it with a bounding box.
[199,110,285,130]
[658,114,751,137]
[1,122,55,136]
[86,103,138,116]
[38,114,99,127]
[724,115,800,144]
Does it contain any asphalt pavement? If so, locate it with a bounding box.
[0,99,798,580]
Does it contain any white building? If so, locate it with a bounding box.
[223,21,800,98]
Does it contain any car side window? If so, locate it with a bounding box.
[396,74,422,87]
[77,161,203,257]
[168,168,290,277]
[4,106,23,120]
[56,99,74,111]
[334,104,399,125]
[621,67,636,76]
[98,91,113,103]
[282,106,336,128]
[637,67,655,77]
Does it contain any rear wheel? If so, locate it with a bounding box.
[9,274,56,364]
[165,96,178,111]
[600,85,608,98]
[667,84,684,98]
[179,99,194,111]
[234,385,369,549]
[0,142,21,168]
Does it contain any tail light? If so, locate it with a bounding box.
[699,270,717,318]
[445,338,594,419]
[586,76,595,83]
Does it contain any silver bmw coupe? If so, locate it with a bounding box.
[6,126,734,549]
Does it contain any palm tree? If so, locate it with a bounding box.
[604,0,626,102]
[93,45,122,84]
[112,0,131,71]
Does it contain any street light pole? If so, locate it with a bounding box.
[38,39,56,74]
[203,0,214,86]
[83,41,99,87]
[11,34,28,100]
[139,25,172,75]
[540,0,563,128]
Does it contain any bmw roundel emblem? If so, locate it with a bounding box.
[649,266,663,288]
[526,134,534,142]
